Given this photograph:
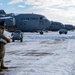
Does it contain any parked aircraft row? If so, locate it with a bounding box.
[0,10,75,34]
[0,10,51,34]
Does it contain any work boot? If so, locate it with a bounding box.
[1,66,8,69]
[1,60,8,69]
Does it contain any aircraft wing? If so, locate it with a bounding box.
[0,16,12,20]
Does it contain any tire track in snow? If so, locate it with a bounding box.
[66,40,75,75]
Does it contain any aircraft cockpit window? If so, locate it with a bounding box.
[40,16,47,20]
[43,17,48,22]
[40,17,43,20]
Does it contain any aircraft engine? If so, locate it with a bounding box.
[2,17,16,32]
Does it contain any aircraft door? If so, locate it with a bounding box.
[39,17,44,25]
[39,17,45,30]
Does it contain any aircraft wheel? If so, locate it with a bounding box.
[40,31,43,35]
[12,39,14,42]
[20,38,23,42]
[59,32,62,34]
[65,32,67,34]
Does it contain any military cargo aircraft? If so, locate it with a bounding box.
[47,21,64,31]
[0,10,51,34]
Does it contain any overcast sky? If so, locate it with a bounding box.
[0,0,75,25]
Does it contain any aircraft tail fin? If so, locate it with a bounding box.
[0,10,6,14]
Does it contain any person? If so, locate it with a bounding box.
[0,21,10,71]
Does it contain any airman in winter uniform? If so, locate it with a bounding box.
[0,21,10,71]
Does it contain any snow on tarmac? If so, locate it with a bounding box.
[0,31,75,75]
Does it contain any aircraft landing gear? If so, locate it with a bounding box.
[40,31,43,35]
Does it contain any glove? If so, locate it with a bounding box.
[7,37,11,43]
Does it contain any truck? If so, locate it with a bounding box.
[59,29,68,34]
[11,30,23,42]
